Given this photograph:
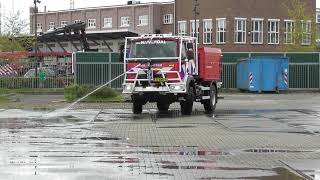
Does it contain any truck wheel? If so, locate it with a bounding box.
[132,100,143,114]
[180,86,194,115]
[157,102,170,113]
[204,85,217,113]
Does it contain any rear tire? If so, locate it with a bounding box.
[204,84,217,113]
[157,102,170,113]
[180,86,194,115]
[133,100,143,114]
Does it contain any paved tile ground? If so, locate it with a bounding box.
[0,93,320,179]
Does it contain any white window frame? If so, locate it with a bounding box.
[251,18,263,44]
[268,19,280,45]
[138,15,148,26]
[87,19,96,29]
[61,21,68,27]
[104,17,112,28]
[301,20,312,45]
[203,19,213,44]
[284,20,294,44]
[48,22,55,31]
[317,13,320,24]
[216,18,226,44]
[190,19,200,42]
[178,21,187,36]
[163,14,173,24]
[234,17,247,44]
[74,20,81,24]
[121,16,130,27]
[36,23,42,32]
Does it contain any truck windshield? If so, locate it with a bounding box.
[127,39,178,59]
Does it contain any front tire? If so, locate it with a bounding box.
[180,86,194,115]
[203,84,217,113]
[133,100,143,114]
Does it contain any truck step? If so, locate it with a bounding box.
[202,96,210,100]
[199,86,210,91]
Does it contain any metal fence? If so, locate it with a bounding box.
[75,52,320,90]
[75,53,123,88]
[0,60,74,89]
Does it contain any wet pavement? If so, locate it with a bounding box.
[0,93,320,179]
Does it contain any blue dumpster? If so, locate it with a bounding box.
[237,57,289,92]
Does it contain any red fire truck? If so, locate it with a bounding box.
[122,34,222,115]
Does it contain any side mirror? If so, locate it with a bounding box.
[119,45,124,62]
[187,50,194,60]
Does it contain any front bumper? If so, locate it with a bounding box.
[122,83,186,94]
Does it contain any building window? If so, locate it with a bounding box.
[48,22,55,31]
[251,18,263,44]
[284,20,294,44]
[268,19,280,44]
[203,19,213,44]
[87,19,96,29]
[138,15,148,26]
[301,20,311,45]
[36,23,42,32]
[163,14,173,24]
[104,18,112,28]
[234,18,246,44]
[190,20,199,41]
[61,21,68,27]
[216,18,226,44]
[317,13,320,23]
[74,20,81,23]
[121,16,130,27]
[178,21,187,36]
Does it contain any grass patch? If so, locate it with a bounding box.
[12,88,64,94]
[64,84,124,103]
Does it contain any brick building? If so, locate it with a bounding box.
[175,0,316,52]
[30,1,174,53]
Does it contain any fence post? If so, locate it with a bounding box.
[108,53,112,88]
[319,52,320,89]
[307,64,310,89]
[74,53,77,84]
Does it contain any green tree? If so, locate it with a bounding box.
[3,11,29,36]
[282,0,318,52]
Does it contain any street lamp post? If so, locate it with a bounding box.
[193,0,199,43]
[34,0,40,88]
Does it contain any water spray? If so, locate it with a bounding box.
[66,63,142,110]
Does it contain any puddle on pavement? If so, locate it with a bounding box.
[144,172,174,177]
[260,167,304,180]
[80,137,122,141]
[243,148,314,153]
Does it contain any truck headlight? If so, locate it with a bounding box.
[124,84,134,91]
[170,85,185,91]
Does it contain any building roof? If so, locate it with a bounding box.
[34,1,174,15]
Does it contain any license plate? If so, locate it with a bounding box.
[154,78,168,82]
